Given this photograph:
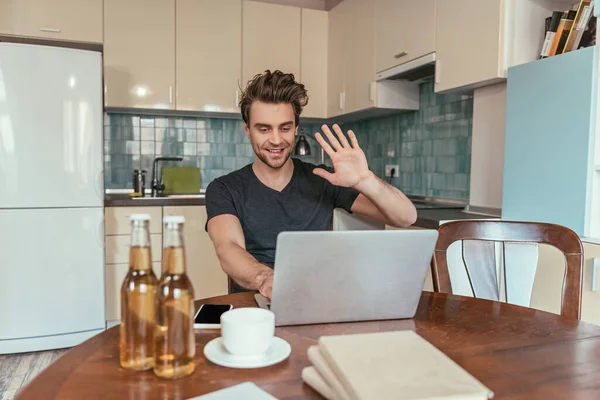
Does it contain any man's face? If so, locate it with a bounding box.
[245,101,297,169]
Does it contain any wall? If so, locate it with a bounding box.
[469,82,506,209]
[103,114,323,190]
[104,82,473,199]
[346,82,474,200]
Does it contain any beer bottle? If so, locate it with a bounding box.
[120,214,158,370]
[154,215,196,379]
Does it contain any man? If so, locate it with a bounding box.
[206,70,417,299]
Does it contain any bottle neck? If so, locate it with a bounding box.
[163,224,186,275]
[130,221,151,271]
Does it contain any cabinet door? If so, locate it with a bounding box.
[345,0,375,114]
[242,1,301,85]
[327,2,348,117]
[104,0,175,109]
[403,0,436,64]
[435,0,503,93]
[0,0,102,43]
[176,0,242,113]
[163,206,228,299]
[374,0,406,74]
[301,9,328,119]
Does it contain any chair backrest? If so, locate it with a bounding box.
[431,220,583,319]
[228,276,234,294]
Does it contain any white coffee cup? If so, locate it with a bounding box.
[220,308,275,357]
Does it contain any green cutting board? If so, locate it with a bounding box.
[161,167,201,194]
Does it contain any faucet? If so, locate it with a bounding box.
[151,156,183,197]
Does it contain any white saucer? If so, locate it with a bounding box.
[203,337,291,369]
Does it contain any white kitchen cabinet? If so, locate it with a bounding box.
[344,0,375,114]
[0,0,103,43]
[163,206,228,299]
[327,1,348,117]
[403,0,436,65]
[104,0,176,109]
[375,0,407,74]
[301,9,329,119]
[105,206,163,235]
[176,0,242,113]
[435,0,504,93]
[242,1,301,85]
[375,0,435,74]
[328,0,419,119]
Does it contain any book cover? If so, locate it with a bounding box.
[317,330,493,400]
[562,0,594,53]
[578,15,597,48]
[541,11,567,58]
[557,10,579,54]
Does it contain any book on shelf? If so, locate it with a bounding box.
[540,0,596,58]
[563,0,595,53]
[540,11,565,58]
[549,9,578,56]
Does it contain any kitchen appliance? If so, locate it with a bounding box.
[0,42,105,354]
[133,169,147,196]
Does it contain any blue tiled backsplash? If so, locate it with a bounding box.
[104,82,472,199]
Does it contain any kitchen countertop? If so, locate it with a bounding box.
[104,193,498,227]
[104,193,205,207]
[414,208,499,229]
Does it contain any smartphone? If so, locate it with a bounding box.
[193,304,233,329]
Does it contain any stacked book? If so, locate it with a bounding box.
[540,0,595,58]
[301,330,493,400]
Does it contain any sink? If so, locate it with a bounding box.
[132,193,204,200]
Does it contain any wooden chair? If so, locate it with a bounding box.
[430,220,583,319]
[228,276,234,294]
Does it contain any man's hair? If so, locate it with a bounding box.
[239,70,309,126]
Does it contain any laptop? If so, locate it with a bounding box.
[255,229,439,326]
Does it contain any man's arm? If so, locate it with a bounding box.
[207,214,274,298]
[350,177,417,228]
[313,124,417,228]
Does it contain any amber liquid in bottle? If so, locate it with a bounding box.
[120,218,158,371]
[154,218,196,379]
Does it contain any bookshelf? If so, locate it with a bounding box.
[505,0,587,70]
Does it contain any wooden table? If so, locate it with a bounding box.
[15,292,600,399]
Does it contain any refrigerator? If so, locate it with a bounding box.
[0,42,105,354]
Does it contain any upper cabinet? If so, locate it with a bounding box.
[344,0,375,114]
[435,0,503,93]
[328,0,418,119]
[375,0,406,73]
[434,0,573,93]
[176,0,242,113]
[301,9,328,119]
[327,1,348,118]
[242,1,301,86]
[0,0,103,43]
[375,0,435,74]
[104,0,176,109]
[403,0,436,65]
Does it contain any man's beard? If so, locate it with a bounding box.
[253,145,293,169]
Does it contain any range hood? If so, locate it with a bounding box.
[376,53,436,83]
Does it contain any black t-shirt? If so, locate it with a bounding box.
[205,158,360,292]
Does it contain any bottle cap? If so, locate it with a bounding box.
[163,215,185,224]
[129,213,150,221]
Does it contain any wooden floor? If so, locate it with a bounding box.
[0,349,68,400]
